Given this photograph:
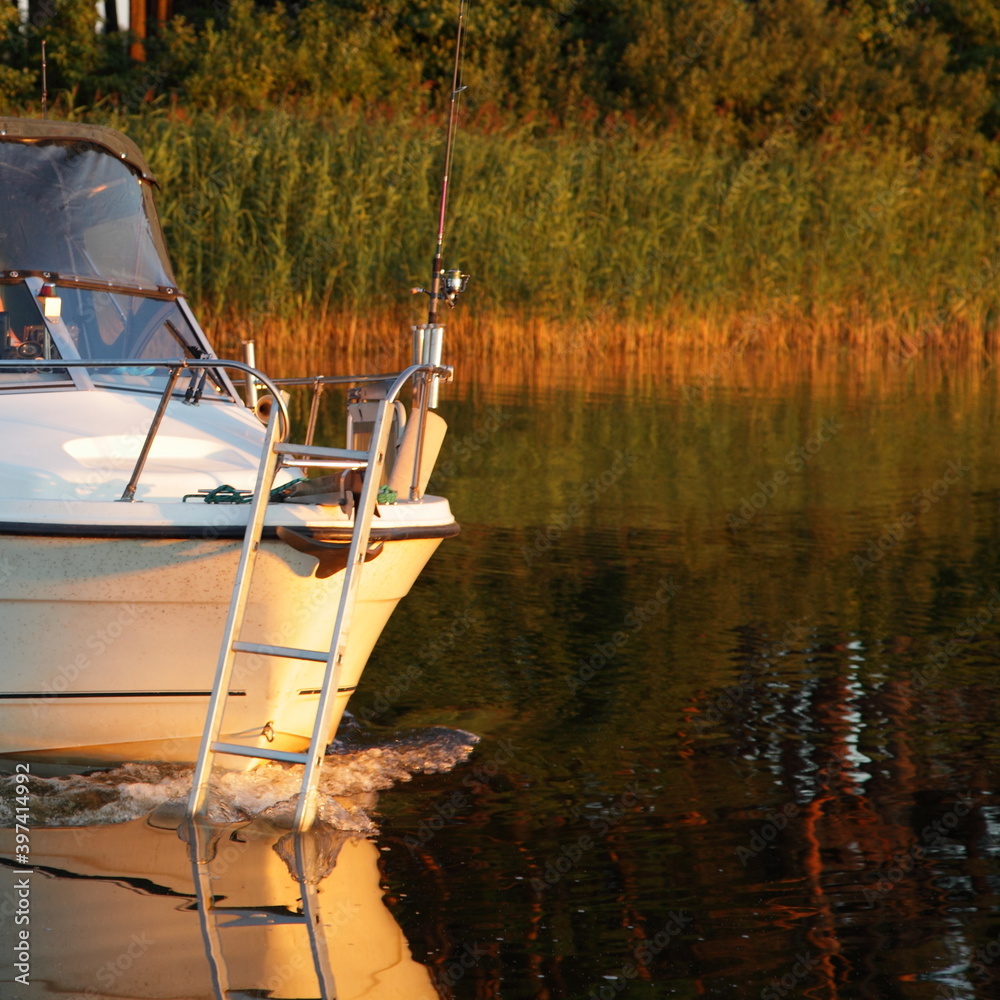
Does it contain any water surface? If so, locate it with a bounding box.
[4,359,1000,999]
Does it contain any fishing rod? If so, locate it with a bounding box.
[411,0,470,333]
[403,0,470,500]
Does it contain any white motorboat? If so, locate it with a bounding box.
[0,115,462,812]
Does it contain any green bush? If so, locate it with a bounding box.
[2,0,997,152]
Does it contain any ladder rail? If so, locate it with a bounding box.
[296,833,338,999]
[292,393,398,831]
[190,828,232,999]
[188,408,284,819]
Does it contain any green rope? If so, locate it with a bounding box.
[181,478,310,504]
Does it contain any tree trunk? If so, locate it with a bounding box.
[26,0,56,27]
[129,0,146,61]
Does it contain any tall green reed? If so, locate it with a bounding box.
[104,108,999,369]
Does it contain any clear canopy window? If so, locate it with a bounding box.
[0,139,175,290]
[0,280,68,386]
[56,284,228,395]
[0,136,229,395]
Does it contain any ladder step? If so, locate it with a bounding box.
[275,443,368,463]
[279,457,370,471]
[211,741,310,764]
[233,640,328,662]
[206,908,309,928]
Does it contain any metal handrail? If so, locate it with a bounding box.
[0,357,292,501]
[0,357,453,503]
[272,364,454,497]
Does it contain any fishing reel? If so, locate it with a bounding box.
[411,269,470,307]
[442,268,469,304]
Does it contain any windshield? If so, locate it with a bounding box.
[56,283,222,391]
[0,279,229,396]
[0,139,175,290]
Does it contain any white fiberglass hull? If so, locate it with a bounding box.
[0,498,456,766]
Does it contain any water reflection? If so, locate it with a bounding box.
[6,363,1000,997]
[1,808,438,999]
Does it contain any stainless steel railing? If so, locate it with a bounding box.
[0,356,453,503]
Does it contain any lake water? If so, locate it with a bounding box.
[3,358,1000,999]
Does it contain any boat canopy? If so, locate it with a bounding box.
[0,118,177,293]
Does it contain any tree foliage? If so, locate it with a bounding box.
[0,0,996,154]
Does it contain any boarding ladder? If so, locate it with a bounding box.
[187,391,399,833]
[188,821,337,1000]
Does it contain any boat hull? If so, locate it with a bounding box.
[0,523,447,766]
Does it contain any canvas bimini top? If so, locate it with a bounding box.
[0,117,177,292]
[0,118,228,395]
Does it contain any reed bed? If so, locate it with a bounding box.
[197,306,1000,402]
[103,108,1000,381]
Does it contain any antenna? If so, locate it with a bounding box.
[41,39,47,119]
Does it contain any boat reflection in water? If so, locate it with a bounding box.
[2,804,438,999]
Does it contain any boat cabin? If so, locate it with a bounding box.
[0,117,222,395]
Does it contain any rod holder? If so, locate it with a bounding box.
[411,325,425,368]
[410,324,445,408]
[242,341,258,408]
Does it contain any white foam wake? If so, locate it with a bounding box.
[0,726,479,829]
